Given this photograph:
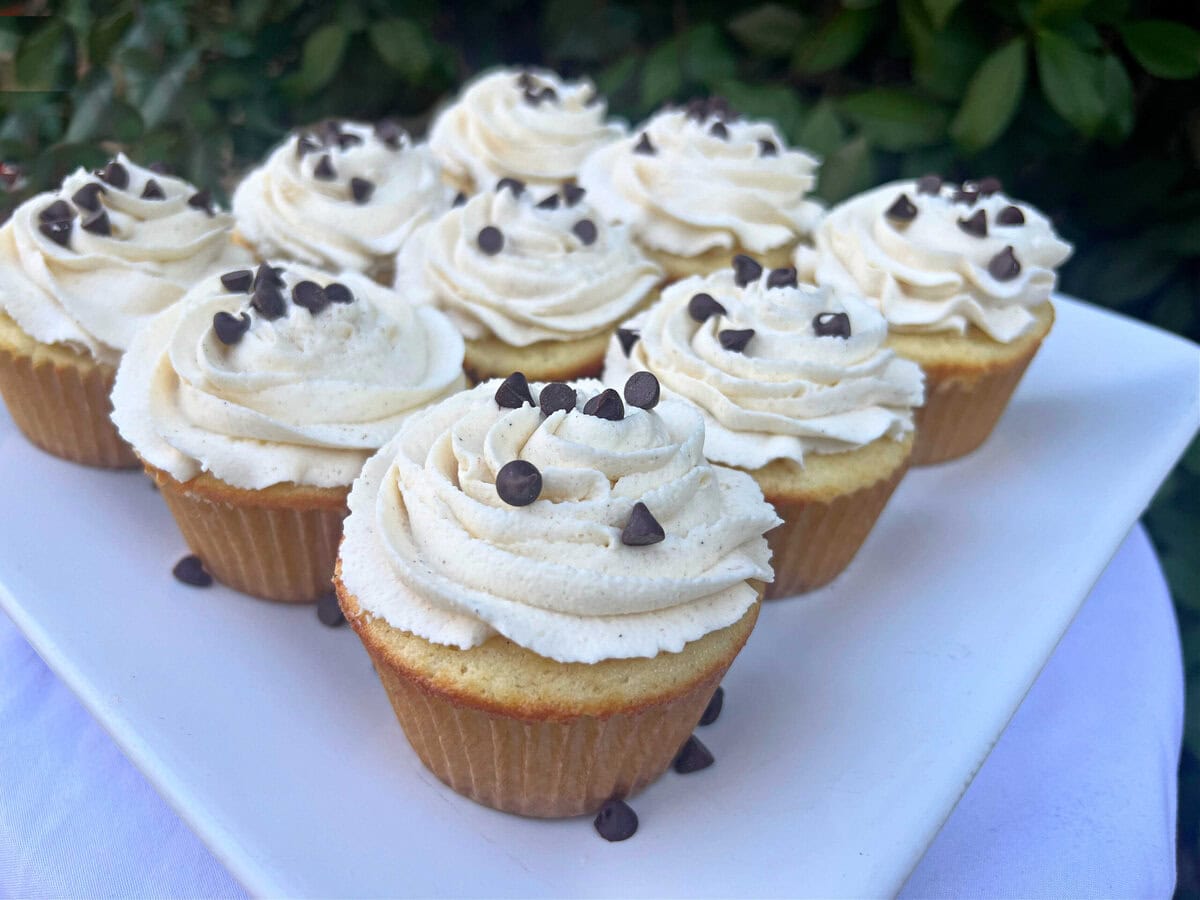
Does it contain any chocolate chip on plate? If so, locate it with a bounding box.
[988,245,1021,281]
[623,371,660,410]
[563,183,586,206]
[583,388,624,421]
[477,226,504,255]
[633,132,655,155]
[813,311,851,339]
[916,174,942,195]
[957,209,987,238]
[767,266,798,289]
[594,798,638,842]
[719,328,755,353]
[885,193,918,224]
[496,459,542,507]
[212,310,250,345]
[687,292,726,323]
[317,592,346,627]
[732,253,763,287]
[622,501,664,546]
[759,138,778,157]
[539,382,577,416]
[616,327,640,357]
[325,282,353,304]
[996,205,1025,226]
[572,218,598,246]
[673,734,714,773]
[496,177,525,197]
[141,178,166,200]
[71,183,106,212]
[313,154,336,180]
[350,177,374,204]
[99,160,129,189]
[220,269,254,294]
[292,280,328,314]
[173,554,212,587]
[495,372,534,409]
[699,685,724,726]
[80,209,111,236]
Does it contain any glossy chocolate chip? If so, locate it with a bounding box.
[477,226,504,255]
[212,310,250,345]
[572,219,597,246]
[623,371,660,410]
[583,388,624,421]
[140,178,165,200]
[673,734,714,773]
[633,132,655,155]
[220,269,254,294]
[38,200,73,222]
[767,266,798,289]
[688,292,726,323]
[71,183,105,212]
[759,138,778,156]
[350,177,374,204]
[313,154,336,180]
[977,176,1003,196]
[324,282,353,304]
[916,174,942,195]
[957,209,987,237]
[496,459,542,507]
[80,209,111,236]
[988,245,1021,281]
[699,686,724,726]
[251,284,286,320]
[295,134,321,158]
[813,311,851,339]
[317,592,346,627]
[38,220,71,247]
[709,121,729,139]
[253,262,284,290]
[453,191,467,208]
[622,501,664,546]
[187,190,212,214]
[292,280,328,314]
[495,372,534,409]
[374,119,404,149]
[719,328,755,353]
[539,382,577,416]
[594,799,638,842]
[885,193,918,224]
[173,555,212,587]
[536,193,560,209]
[616,327,640,357]
[515,71,535,90]
[953,188,978,205]
[563,183,586,206]
[996,205,1025,226]
[732,253,763,287]
[496,177,525,197]
[99,161,129,189]
[337,132,363,150]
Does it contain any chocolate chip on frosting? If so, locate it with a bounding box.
[813,311,851,339]
[220,269,253,294]
[719,328,755,353]
[673,734,714,773]
[996,205,1025,226]
[187,189,213,215]
[616,327,640,357]
[563,183,586,206]
[732,254,763,287]
[622,501,664,546]
[252,262,284,290]
[633,132,655,155]
[496,459,542,507]
[324,282,353,304]
[885,193,918,224]
[987,245,1021,280]
[709,121,729,139]
[374,119,404,149]
[292,280,328,314]
[977,176,1003,196]
[536,193,560,210]
[583,388,624,421]
[767,266,798,289]
[295,134,321,158]
[687,292,726,323]
[350,177,374,204]
[538,382,577,416]
[71,183,105,212]
[172,554,212,587]
[80,209,111,236]
[496,177,525,197]
[524,85,557,105]
[916,174,942,195]
[212,310,250,345]
[477,225,504,255]
[317,592,345,627]
[572,218,598,246]
[251,283,286,320]
[495,372,534,409]
[140,178,165,200]
[38,218,72,247]
[515,71,535,91]
[452,191,467,208]
[313,154,336,180]
[98,160,129,189]
[38,200,73,223]
[953,187,978,205]
[594,799,638,842]
[699,686,724,726]
[957,209,987,237]
[758,138,778,156]
[623,371,660,410]
[336,131,363,150]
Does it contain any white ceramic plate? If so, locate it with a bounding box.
[1,297,1197,898]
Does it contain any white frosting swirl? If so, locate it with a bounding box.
[428,68,623,191]
[394,187,662,346]
[815,179,1074,341]
[339,380,779,663]
[111,264,466,489]
[232,121,450,275]
[578,108,823,258]
[606,268,924,470]
[0,154,247,366]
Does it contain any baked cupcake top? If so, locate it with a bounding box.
[394,183,662,347]
[814,176,1074,342]
[231,119,448,276]
[578,97,823,259]
[605,257,924,470]
[111,262,466,490]
[0,154,247,366]
[428,68,622,192]
[338,375,780,664]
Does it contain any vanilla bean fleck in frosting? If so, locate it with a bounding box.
[814,177,1073,342]
[605,258,925,470]
[0,154,248,365]
[394,184,662,346]
[338,378,780,663]
[232,119,450,276]
[578,98,824,258]
[111,263,466,490]
[428,68,623,192]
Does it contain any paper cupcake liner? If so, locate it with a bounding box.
[0,342,137,469]
[763,458,909,599]
[148,466,349,603]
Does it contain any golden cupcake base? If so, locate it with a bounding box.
[645,240,801,283]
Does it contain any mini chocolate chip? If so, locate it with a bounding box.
[957,209,987,237]
[38,220,71,247]
[699,686,724,726]
[99,161,128,189]
[313,154,336,180]
[572,219,598,246]
[251,284,286,320]
[173,555,212,587]
[953,188,978,205]
[317,592,345,627]
[759,138,778,156]
[622,501,664,546]
[324,282,353,304]
[80,209,110,236]
[515,71,535,90]
[292,280,328,314]
[996,205,1025,226]
[813,311,851,339]
[583,89,601,107]
[767,266,798,289]
[495,372,534,409]
[70,184,105,212]
[187,190,212,214]
[536,193,560,209]
[688,293,726,323]
[496,177,525,197]
[148,161,172,175]
[140,178,165,200]
[916,174,942,195]
[539,382,577,416]
[885,193,918,224]
[988,245,1021,281]
[709,121,729,139]
[732,253,763,287]
[536,85,557,103]
[295,134,321,158]
[212,310,250,345]
[477,225,504,255]
[374,119,404,149]
[673,734,714,773]
[719,328,755,353]
[594,799,638,842]
[38,200,73,223]
[350,177,374,204]
[633,132,655,155]
[563,183,586,206]
[616,327,640,357]
[977,176,1003,196]
[337,132,363,150]
[253,262,284,290]
[220,269,253,294]
[583,388,624,421]
[453,191,467,208]
[496,459,542,507]
[624,371,660,410]
[316,119,343,145]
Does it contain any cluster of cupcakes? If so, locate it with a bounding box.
[0,65,1072,834]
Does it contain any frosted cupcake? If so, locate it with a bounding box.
[579,97,823,281]
[606,256,924,597]
[815,176,1072,464]
[428,68,622,195]
[0,155,249,467]
[394,183,662,382]
[335,377,779,816]
[232,119,448,283]
[111,262,465,603]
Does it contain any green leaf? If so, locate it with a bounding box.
[1035,30,1105,137]
[816,136,875,203]
[63,72,114,144]
[796,99,844,158]
[1120,20,1200,80]
[369,18,432,82]
[89,8,132,67]
[683,23,737,88]
[922,0,961,30]
[791,8,875,74]
[140,47,199,129]
[1029,0,1093,26]
[950,37,1027,153]
[900,0,987,101]
[596,55,638,99]
[1098,54,1134,143]
[15,20,66,90]
[640,38,682,110]
[838,89,949,151]
[717,81,807,138]
[291,23,348,95]
[728,4,806,57]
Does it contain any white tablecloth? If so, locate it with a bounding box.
[0,524,1180,898]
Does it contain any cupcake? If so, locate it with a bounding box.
[111,262,466,603]
[814,176,1072,465]
[0,155,249,468]
[231,119,448,283]
[606,256,924,598]
[394,182,662,382]
[427,67,622,195]
[335,376,779,816]
[578,97,823,282]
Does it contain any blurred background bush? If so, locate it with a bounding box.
[1,0,1198,886]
